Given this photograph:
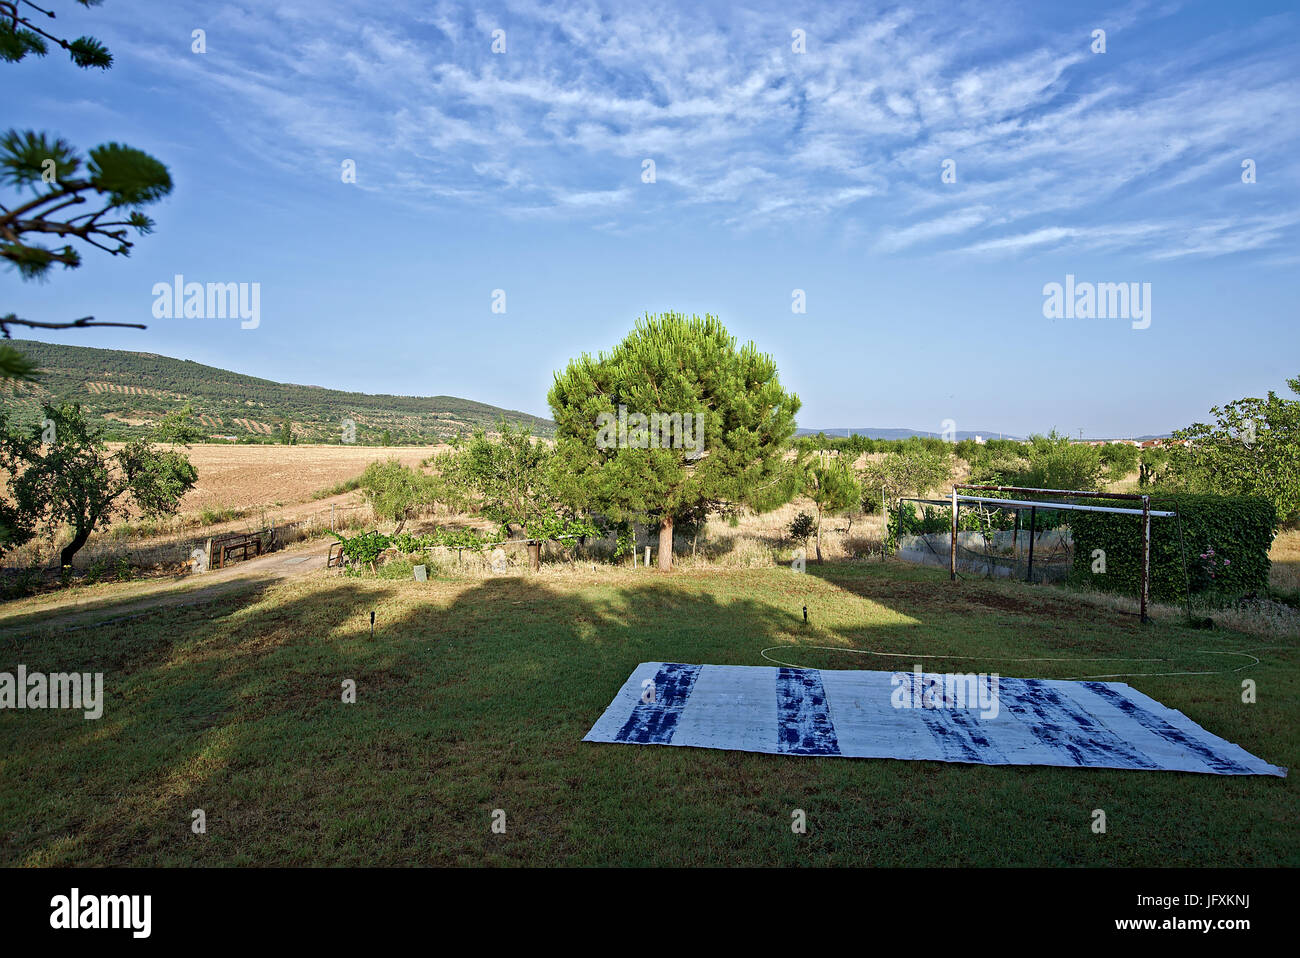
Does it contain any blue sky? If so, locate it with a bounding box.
[6,0,1299,437]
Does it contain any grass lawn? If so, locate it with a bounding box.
[1,560,1295,866]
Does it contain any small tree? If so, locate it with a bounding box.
[153,405,207,445]
[548,313,801,569]
[858,448,953,556]
[0,402,197,567]
[802,453,859,563]
[357,459,435,534]
[1168,374,1300,523]
[1017,431,1104,490]
[859,449,953,518]
[788,511,816,553]
[440,421,553,536]
[1099,441,1140,480]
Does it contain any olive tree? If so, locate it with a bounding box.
[0,402,197,567]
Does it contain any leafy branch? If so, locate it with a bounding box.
[0,0,113,69]
[0,130,169,379]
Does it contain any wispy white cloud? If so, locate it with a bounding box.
[90,0,1300,261]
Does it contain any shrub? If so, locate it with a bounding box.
[788,512,816,544]
[1068,492,1276,603]
[1099,442,1140,477]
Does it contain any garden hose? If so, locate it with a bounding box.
[759,643,1262,680]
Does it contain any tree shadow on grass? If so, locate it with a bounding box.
[1,562,1294,868]
[0,569,825,866]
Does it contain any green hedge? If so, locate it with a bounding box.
[1068,492,1276,602]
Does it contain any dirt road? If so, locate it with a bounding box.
[0,537,334,636]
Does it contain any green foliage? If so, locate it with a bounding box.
[788,511,816,544]
[612,520,635,558]
[153,404,205,445]
[357,459,437,533]
[0,401,197,566]
[0,130,80,187]
[802,453,859,561]
[968,450,1031,484]
[858,449,953,504]
[330,530,392,568]
[887,502,1018,543]
[0,343,40,382]
[0,487,34,559]
[1098,442,1140,478]
[1138,447,1170,487]
[522,511,600,542]
[1017,431,1103,490]
[543,310,795,564]
[805,455,859,515]
[1,340,554,443]
[197,505,242,526]
[1068,493,1277,604]
[330,508,595,573]
[549,312,800,565]
[440,421,553,533]
[964,432,1104,490]
[796,433,878,457]
[961,438,1033,484]
[85,141,169,203]
[0,2,112,69]
[1,130,171,280]
[1166,374,1300,524]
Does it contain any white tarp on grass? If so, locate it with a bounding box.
[583,662,1286,777]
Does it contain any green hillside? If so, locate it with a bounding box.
[2,340,554,444]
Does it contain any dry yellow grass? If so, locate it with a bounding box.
[1271,527,1300,597]
[158,443,448,514]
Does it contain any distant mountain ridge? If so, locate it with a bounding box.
[796,426,1025,441]
[4,340,554,443]
[796,427,1173,442]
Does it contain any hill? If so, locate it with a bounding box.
[2,340,554,443]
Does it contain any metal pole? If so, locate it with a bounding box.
[880,491,887,562]
[949,487,958,580]
[1026,506,1037,583]
[956,483,1137,500]
[1140,495,1151,624]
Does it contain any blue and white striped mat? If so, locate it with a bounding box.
[583,663,1286,776]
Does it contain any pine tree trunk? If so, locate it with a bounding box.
[815,509,823,564]
[657,514,673,570]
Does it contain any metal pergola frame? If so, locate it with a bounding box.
[947,484,1177,623]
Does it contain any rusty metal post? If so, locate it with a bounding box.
[1026,506,1037,583]
[949,487,958,580]
[1140,495,1151,624]
[882,490,889,563]
[527,541,541,572]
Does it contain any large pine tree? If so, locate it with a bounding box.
[548,312,801,568]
